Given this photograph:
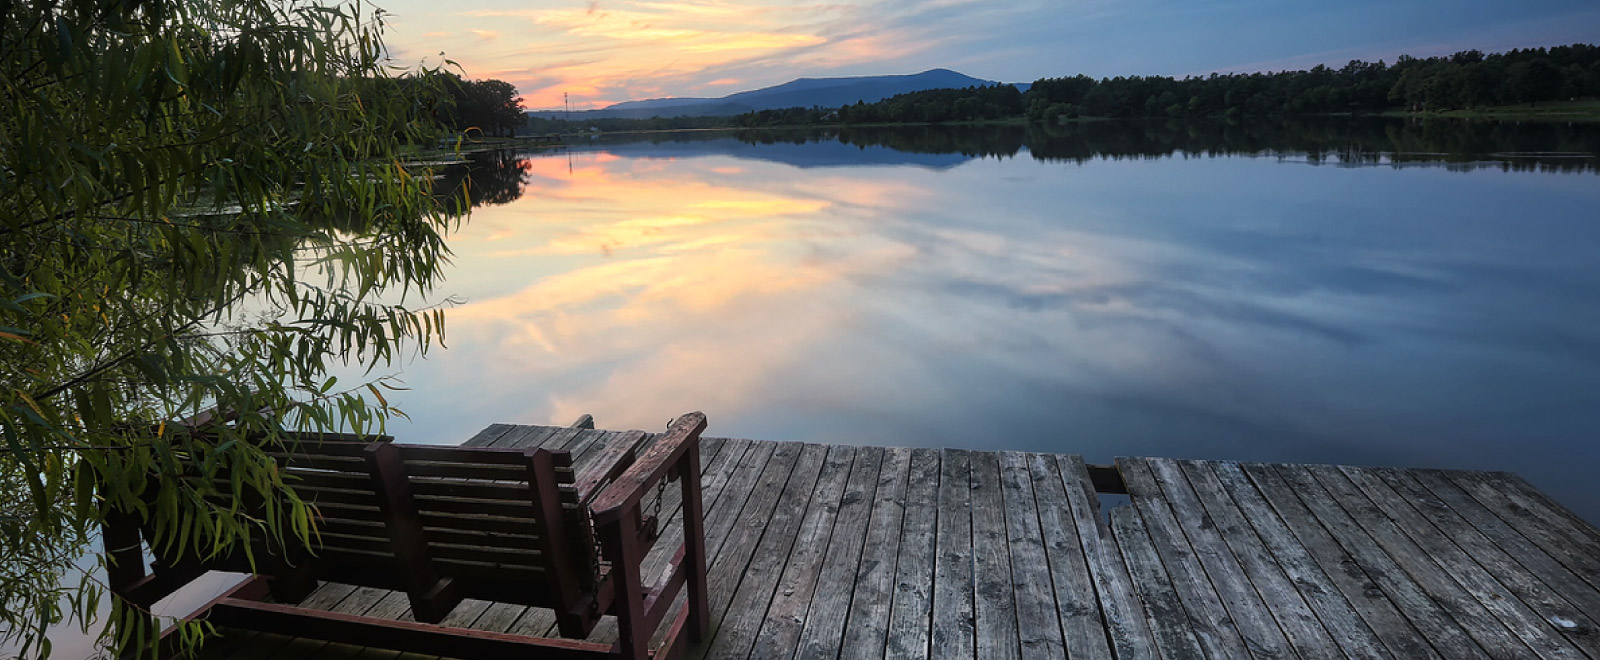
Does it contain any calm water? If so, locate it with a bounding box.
[397,119,1600,522]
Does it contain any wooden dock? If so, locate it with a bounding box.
[201,424,1600,659]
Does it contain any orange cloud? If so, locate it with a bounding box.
[451,2,838,109]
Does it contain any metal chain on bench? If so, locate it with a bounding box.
[645,475,667,541]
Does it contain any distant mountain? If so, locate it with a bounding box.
[530,69,1003,120]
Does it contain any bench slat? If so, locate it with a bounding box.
[413,496,536,519]
[400,461,529,481]
[397,445,531,466]
[294,486,379,507]
[436,558,545,580]
[425,527,540,549]
[318,517,385,537]
[273,448,379,464]
[429,542,543,567]
[285,469,375,490]
[419,512,540,536]
[316,532,393,554]
[409,479,529,501]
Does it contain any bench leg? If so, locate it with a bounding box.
[598,507,651,660]
[679,442,710,643]
[407,577,462,624]
[263,540,320,603]
[267,563,318,604]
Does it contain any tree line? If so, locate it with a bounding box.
[1024,44,1597,121]
[536,43,1598,133]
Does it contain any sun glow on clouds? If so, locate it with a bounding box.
[378,0,903,109]
[377,0,1600,116]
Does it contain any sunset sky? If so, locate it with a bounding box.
[374,0,1600,110]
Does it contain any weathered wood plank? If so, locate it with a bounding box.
[1167,458,1340,658]
[748,445,859,659]
[554,428,608,464]
[930,448,975,660]
[1303,465,1556,659]
[460,424,514,448]
[699,439,786,599]
[841,446,914,659]
[533,426,588,453]
[264,585,406,660]
[1108,503,1205,660]
[1252,464,1493,659]
[1145,457,1299,657]
[1116,458,1251,658]
[1332,466,1593,660]
[483,425,553,450]
[1403,468,1600,626]
[1437,469,1600,595]
[697,442,823,660]
[1384,470,1600,654]
[337,599,523,660]
[996,452,1065,659]
[1057,454,1156,660]
[1234,462,1443,659]
[1025,453,1112,660]
[885,447,942,660]
[285,581,374,660]
[796,446,886,660]
[1203,461,1395,660]
[1496,471,1600,547]
[437,599,494,628]
[970,451,1021,660]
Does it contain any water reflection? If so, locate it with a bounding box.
[430,149,533,213]
[407,120,1600,524]
[578,117,1600,173]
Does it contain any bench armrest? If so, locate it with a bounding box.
[589,412,706,524]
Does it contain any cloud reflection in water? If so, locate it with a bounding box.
[395,137,1600,521]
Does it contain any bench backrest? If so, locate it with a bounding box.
[257,439,598,609]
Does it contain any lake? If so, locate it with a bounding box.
[399,118,1600,523]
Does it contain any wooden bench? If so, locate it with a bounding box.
[104,412,711,660]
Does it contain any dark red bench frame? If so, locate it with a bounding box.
[103,412,710,660]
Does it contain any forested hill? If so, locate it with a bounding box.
[738,44,1598,127]
[530,69,995,120]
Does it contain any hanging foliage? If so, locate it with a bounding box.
[1,0,462,656]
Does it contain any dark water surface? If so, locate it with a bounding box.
[400,119,1600,522]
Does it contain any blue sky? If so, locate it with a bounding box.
[372,0,1600,109]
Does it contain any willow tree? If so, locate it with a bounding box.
[2,0,460,656]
